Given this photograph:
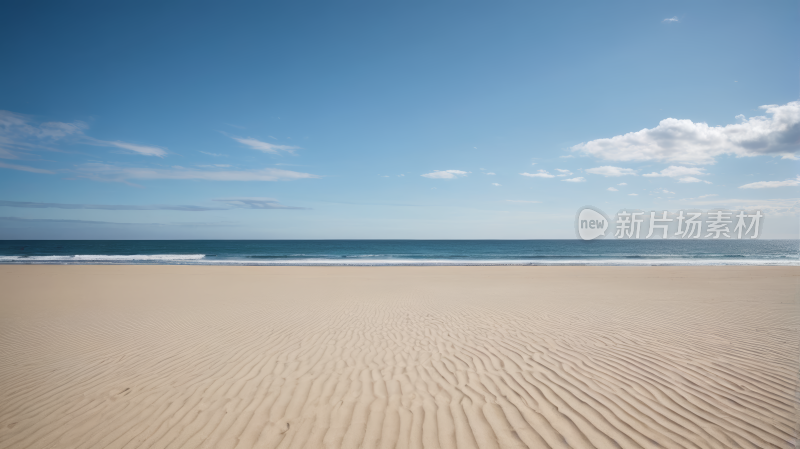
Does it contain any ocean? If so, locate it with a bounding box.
[0,240,797,265]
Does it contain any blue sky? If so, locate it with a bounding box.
[0,0,797,239]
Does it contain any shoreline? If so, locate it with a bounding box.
[0,259,798,266]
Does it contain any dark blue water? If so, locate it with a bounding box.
[0,240,796,265]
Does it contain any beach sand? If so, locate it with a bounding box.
[0,265,797,449]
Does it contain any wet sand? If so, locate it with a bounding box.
[0,265,797,448]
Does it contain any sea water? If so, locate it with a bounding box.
[0,240,797,265]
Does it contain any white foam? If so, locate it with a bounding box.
[0,254,206,261]
[0,255,796,266]
[194,258,800,267]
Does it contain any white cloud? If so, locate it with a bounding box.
[75,163,319,183]
[697,194,717,199]
[398,174,404,177]
[607,187,618,191]
[555,169,572,176]
[563,177,586,182]
[232,136,300,154]
[571,101,800,164]
[678,176,711,184]
[643,166,706,178]
[200,151,224,157]
[559,155,575,158]
[642,165,711,184]
[520,170,555,178]
[739,176,800,189]
[505,200,541,204]
[618,182,627,186]
[0,161,54,174]
[486,172,496,175]
[421,169,469,179]
[629,193,638,196]
[586,166,637,177]
[491,183,501,187]
[641,167,712,184]
[663,17,679,23]
[658,188,675,194]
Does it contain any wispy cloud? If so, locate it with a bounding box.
[618,182,627,186]
[680,198,800,216]
[0,111,87,142]
[586,166,637,177]
[0,147,19,159]
[231,136,300,154]
[0,216,236,226]
[739,175,800,189]
[200,151,225,157]
[555,169,572,176]
[75,163,320,184]
[663,17,679,23]
[491,183,501,187]
[0,110,86,159]
[0,200,225,211]
[486,172,496,175]
[0,110,167,158]
[572,101,800,164]
[562,177,586,183]
[678,194,719,201]
[421,170,469,179]
[87,138,167,157]
[607,187,618,191]
[505,200,541,204]
[520,170,555,178]
[0,161,54,174]
[629,193,638,196]
[213,198,308,210]
[0,198,308,211]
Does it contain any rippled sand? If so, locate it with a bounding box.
[0,266,797,449]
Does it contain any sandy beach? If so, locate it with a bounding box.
[0,265,797,449]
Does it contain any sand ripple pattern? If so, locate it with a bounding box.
[0,266,797,449]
